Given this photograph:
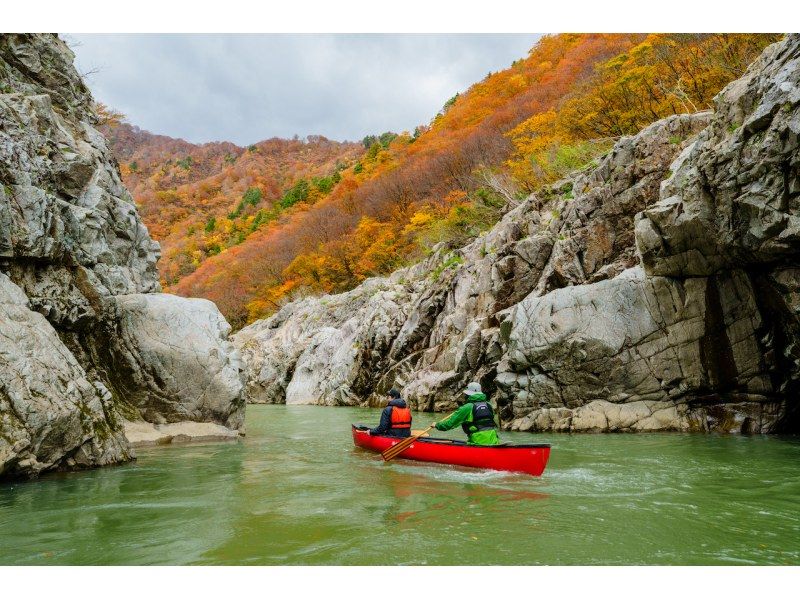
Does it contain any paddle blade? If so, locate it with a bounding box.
[382,437,414,461]
[381,425,433,461]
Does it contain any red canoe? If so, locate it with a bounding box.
[352,425,550,476]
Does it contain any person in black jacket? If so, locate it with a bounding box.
[368,388,412,437]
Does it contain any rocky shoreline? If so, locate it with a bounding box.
[123,421,242,447]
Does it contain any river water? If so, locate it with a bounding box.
[1,405,798,565]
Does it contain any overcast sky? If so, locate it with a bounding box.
[67,34,540,146]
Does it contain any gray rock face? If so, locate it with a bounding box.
[1,35,244,478]
[0,273,130,477]
[499,267,780,433]
[0,38,160,299]
[101,293,245,428]
[236,35,800,434]
[636,37,800,277]
[236,277,416,406]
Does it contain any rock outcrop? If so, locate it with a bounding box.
[236,110,712,413]
[236,34,800,434]
[0,272,130,476]
[1,34,244,479]
[99,293,245,428]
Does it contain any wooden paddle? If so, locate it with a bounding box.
[382,423,438,461]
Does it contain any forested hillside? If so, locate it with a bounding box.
[109,33,779,328]
[102,122,363,288]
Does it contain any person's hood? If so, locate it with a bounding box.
[465,392,487,403]
[388,398,407,408]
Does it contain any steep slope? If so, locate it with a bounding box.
[0,34,244,479]
[173,34,643,327]
[104,123,363,291]
[234,112,710,408]
[235,34,799,434]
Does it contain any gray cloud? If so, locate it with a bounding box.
[66,33,540,145]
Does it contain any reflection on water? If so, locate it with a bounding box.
[1,405,798,565]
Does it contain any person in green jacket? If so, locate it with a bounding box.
[433,382,500,445]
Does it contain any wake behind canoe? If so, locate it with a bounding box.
[352,424,550,476]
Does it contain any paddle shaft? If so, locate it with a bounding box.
[381,423,436,461]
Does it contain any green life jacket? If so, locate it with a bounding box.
[461,400,497,435]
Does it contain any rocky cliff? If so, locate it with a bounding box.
[235,34,800,434]
[0,34,244,479]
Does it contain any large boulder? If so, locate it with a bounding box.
[498,267,780,432]
[100,293,245,429]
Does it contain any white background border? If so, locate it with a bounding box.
[2,1,798,594]
[3,0,795,32]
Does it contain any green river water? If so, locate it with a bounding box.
[1,404,799,565]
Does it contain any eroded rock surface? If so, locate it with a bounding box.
[0,273,130,477]
[236,277,417,406]
[101,294,245,428]
[236,35,800,434]
[499,267,781,433]
[1,35,244,479]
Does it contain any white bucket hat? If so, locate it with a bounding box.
[463,381,482,395]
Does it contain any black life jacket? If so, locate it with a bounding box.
[461,401,497,435]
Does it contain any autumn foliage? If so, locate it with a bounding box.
[108,33,781,329]
[103,122,363,287]
[507,33,781,189]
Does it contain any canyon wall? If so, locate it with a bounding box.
[0,34,244,479]
[236,34,800,434]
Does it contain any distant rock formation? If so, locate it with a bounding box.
[0,34,244,479]
[236,34,800,434]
